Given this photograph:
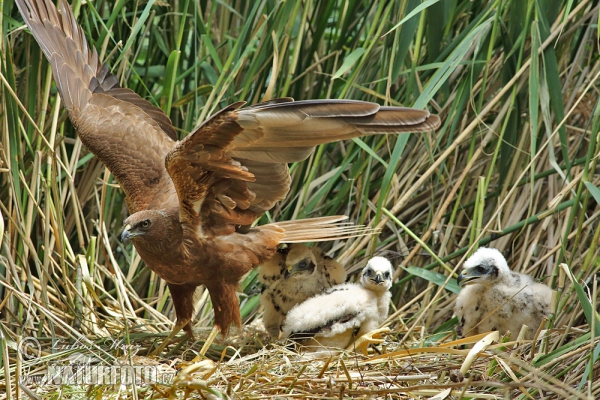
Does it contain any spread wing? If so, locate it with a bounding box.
[165,102,256,237]
[166,99,440,237]
[16,0,178,213]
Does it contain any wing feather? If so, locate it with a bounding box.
[18,0,440,230]
[16,0,179,212]
[166,99,440,235]
[166,102,257,235]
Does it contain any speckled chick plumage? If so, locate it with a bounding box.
[281,256,393,351]
[258,244,346,337]
[454,247,553,340]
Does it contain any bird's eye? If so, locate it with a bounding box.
[384,272,391,279]
[364,268,373,276]
[474,265,486,274]
[297,260,315,271]
[141,219,151,228]
[277,245,290,255]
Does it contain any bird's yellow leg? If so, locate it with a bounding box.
[346,327,391,355]
[192,326,220,362]
[150,325,184,356]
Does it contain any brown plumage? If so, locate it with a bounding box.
[16,0,441,345]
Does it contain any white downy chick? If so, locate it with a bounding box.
[281,256,393,354]
[455,247,553,340]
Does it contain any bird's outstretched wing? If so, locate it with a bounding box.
[165,99,440,237]
[165,102,257,237]
[16,0,178,213]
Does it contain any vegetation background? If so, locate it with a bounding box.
[0,0,599,398]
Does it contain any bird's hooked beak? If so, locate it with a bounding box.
[372,272,385,285]
[457,267,482,287]
[284,264,306,279]
[284,265,293,279]
[121,224,133,242]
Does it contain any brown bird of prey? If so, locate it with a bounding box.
[455,247,553,340]
[258,244,346,337]
[16,0,440,353]
[281,257,393,355]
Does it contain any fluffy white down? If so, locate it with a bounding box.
[462,247,510,274]
[361,256,394,291]
[281,256,393,350]
[282,286,391,340]
[455,248,553,339]
[258,244,346,337]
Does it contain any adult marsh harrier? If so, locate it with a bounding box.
[16,0,440,353]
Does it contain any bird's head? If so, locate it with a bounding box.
[361,256,393,291]
[457,247,510,287]
[283,244,318,279]
[121,209,181,252]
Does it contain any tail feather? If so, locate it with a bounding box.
[271,216,376,243]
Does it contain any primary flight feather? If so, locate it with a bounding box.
[16,0,440,347]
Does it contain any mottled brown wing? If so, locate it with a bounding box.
[16,0,178,213]
[166,99,439,238]
[165,102,257,237]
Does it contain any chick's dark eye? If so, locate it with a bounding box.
[277,245,290,255]
[141,219,151,228]
[474,265,485,274]
[297,261,307,269]
[384,272,391,278]
[364,268,373,276]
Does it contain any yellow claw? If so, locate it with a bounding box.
[346,327,391,355]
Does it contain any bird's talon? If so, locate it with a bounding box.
[190,326,220,362]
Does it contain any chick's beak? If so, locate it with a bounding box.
[456,272,466,286]
[373,273,384,285]
[457,268,479,287]
[121,224,132,242]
